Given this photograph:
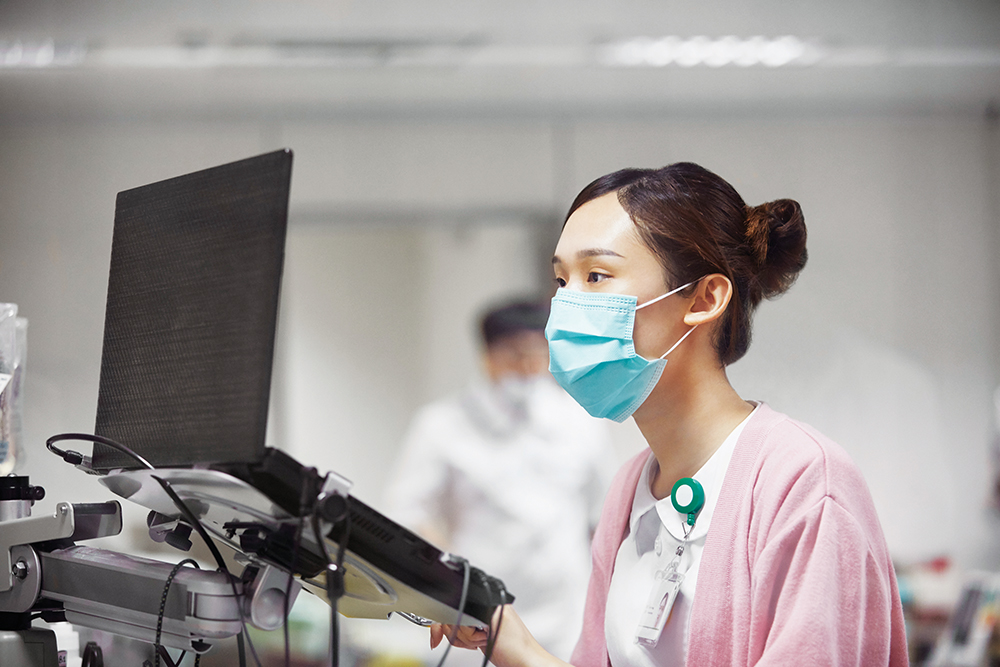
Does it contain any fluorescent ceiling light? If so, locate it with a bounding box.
[599,35,821,68]
[0,40,87,68]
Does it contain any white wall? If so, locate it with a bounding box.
[0,114,997,568]
[275,220,543,500]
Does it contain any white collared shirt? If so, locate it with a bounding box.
[385,377,617,660]
[605,405,758,667]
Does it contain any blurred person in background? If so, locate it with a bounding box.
[384,299,616,661]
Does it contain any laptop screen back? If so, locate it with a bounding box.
[93,150,292,471]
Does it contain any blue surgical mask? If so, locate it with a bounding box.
[544,281,698,422]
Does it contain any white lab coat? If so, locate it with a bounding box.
[384,376,616,660]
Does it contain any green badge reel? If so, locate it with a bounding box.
[670,477,705,527]
[636,477,706,648]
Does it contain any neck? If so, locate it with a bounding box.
[632,360,753,500]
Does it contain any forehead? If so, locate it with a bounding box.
[489,330,548,352]
[555,191,642,257]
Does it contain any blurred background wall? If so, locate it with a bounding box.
[1,0,999,591]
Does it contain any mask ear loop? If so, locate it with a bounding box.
[634,276,705,360]
[634,278,699,311]
[657,325,698,360]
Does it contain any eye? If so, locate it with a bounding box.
[587,271,610,283]
[554,276,566,288]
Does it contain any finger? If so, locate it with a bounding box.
[430,624,444,649]
[451,626,489,649]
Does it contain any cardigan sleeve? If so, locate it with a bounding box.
[747,495,908,666]
[569,532,615,667]
[570,451,649,667]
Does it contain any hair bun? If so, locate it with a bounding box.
[744,198,808,298]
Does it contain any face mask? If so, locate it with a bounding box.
[544,281,698,422]
[462,375,540,437]
[494,375,537,414]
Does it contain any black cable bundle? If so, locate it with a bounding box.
[148,558,201,667]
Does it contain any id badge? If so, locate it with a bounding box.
[635,478,703,648]
[635,565,684,647]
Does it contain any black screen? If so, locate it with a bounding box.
[93,150,292,470]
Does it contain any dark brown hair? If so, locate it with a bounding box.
[566,162,807,365]
[480,299,549,347]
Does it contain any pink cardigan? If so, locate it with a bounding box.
[570,404,909,667]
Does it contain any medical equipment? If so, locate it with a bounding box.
[0,458,508,666]
[0,149,512,666]
[0,474,292,664]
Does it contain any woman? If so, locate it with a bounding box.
[432,163,908,666]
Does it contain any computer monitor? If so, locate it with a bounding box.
[93,149,292,471]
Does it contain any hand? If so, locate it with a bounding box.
[430,623,490,651]
[428,606,569,667]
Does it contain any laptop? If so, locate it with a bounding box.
[91,149,512,627]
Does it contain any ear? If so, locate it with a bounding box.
[683,274,733,327]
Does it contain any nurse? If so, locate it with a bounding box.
[431,162,909,666]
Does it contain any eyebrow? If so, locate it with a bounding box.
[551,248,625,264]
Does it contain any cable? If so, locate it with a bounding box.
[81,642,104,667]
[311,507,336,667]
[480,580,506,667]
[285,473,315,667]
[152,645,186,667]
[312,486,352,667]
[332,511,352,667]
[237,632,246,666]
[153,475,261,667]
[153,475,263,667]
[154,558,200,667]
[483,605,505,667]
[46,432,155,470]
[434,557,471,667]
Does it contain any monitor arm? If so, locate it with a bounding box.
[0,476,300,663]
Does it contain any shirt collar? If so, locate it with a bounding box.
[629,404,759,547]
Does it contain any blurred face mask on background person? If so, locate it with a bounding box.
[494,374,540,413]
[463,372,546,437]
[544,280,699,423]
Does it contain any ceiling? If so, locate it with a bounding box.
[1,0,999,121]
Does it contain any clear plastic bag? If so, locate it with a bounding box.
[0,303,26,474]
